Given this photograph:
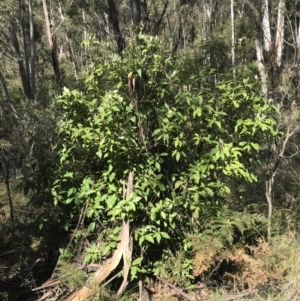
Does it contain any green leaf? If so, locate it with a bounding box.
[88,222,96,232]
[251,142,260,151]
[106,195,117,208]
[160,232,170,239]
[155,232,162,244]
[132,257,143,266]
[145,235,155,244]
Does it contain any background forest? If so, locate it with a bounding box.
[1,0,300,301]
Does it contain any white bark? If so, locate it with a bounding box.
[82,8,87,64]
[67,38,79,84]
[42,0,53,50]
[202,0,213,67]
[42,0,61,86]
[255,33,268,97]
[231,0,235,77]
[29,0,35,98]
[297,20,300,50]
[275,0,285,68]
[262,0,271,53]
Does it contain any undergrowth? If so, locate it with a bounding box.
[2,180,300,301]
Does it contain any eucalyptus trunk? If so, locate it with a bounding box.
[29,0,35,98]
[42,0,61,87]
[231,0,235,78]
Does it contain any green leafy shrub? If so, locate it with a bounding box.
[51,35,276,285]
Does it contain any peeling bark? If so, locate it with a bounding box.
[255,32,268,97]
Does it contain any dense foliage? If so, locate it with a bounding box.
[2,1,300,300]
[52,35,276,282]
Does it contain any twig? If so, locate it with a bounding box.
[156,276,195,301]
[219,289,258,301]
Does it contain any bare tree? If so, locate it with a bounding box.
[254,0,287,238]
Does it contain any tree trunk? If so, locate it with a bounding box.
[82,8,87,66]
[0,151,14,224]
[231,0,235,78]
[107,0,125,53]
[29,0,36,99]
[255,31,268,98]
[139,0,149,33]
[291,5,300,84]
[18,0,32,99]
[66,35,79,85]
[202,0,213,67]
[0,69,19,120]
[8,18,32,101]
[130,0,141,27]
[275,0,284,68]
[153,0,168,35]
[265,124,299,239]
[262,0,271,53]
[42,0,61,87]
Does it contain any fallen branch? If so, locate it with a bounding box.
[157,276,195,301]
[219,289,258,301]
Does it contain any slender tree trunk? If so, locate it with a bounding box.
[262,0,271,53]
[29,0,35,98]
[58,5,79,85]
[130,0,141,27]
[18,0,32,100]
[255,32,268,97]
[153,0,168,35]
[107,0,125,53]
[265,175,274,239]
[231,0,235,78]
[8,18,31,101]
[294,17,300,86]
[0,151,14,224]
[255,0,272,98]
[82,8,87,66]
[0,69,19,120]
[275,0,285,68]
[202,0,213,67]
[42,0,61,87]
[140,0,149,32]
[66,35,79,85]
[265,124,299,239]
